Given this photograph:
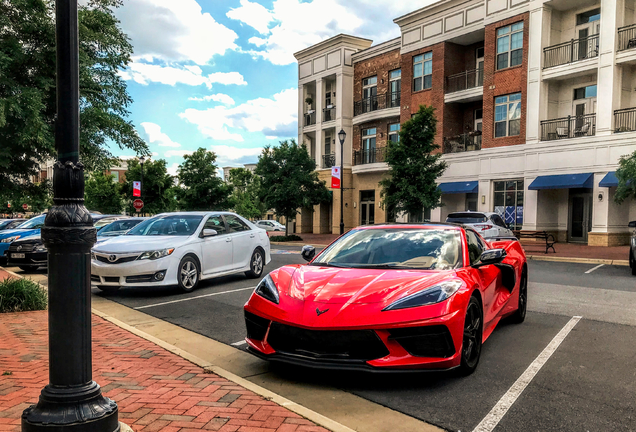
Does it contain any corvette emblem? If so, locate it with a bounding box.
[316,308,329,316]
[108,255,117,262]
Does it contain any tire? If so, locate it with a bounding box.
[96,285,120,293]
[510,269,527,324]
[245,249,265,279]
[178,255,200,293]
[458,295,483,376]
[631,249,636,276]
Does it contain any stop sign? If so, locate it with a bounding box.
[133,199,144,212]
[22,203,28,210]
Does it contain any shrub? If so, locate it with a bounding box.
[269,235,303,242]
[0,278,47,313]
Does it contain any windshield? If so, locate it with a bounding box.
[312,228,462,270]
[446,213,488,224]
[126,215,203,236]
[98,219,144,236]
[18,215,46,230]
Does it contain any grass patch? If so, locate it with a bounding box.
[269,235,303,242]
[0,278,47,313]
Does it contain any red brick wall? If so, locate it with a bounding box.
[353,116,401,153]
[354,48,402,102]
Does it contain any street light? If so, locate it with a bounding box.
[139,155,145,215]
[338,129,346,235]
[21,0,119,431]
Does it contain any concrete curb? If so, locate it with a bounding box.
[527,255,630,266]
[91,308,357,432]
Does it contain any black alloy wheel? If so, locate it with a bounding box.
[458,295,483,376]
[245,249,265,279]
[510,269,528,324]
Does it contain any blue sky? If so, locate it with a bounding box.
[112,0,429,176]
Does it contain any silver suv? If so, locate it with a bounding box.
[445,211,515,240]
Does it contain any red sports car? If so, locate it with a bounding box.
[244,224,527,374]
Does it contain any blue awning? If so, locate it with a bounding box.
[599,172,618,188]
[438,181,478,194]
[528,173,594,190]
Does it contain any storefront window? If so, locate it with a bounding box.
[493,180,524,230]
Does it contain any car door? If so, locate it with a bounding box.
[200,215,234,275]
[465,229,501,330]
[225,214,254,269]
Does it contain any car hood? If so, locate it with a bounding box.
[13,234,42,244]
[0,228,41,240]
[280,264,454,306]
[93,235,194,253]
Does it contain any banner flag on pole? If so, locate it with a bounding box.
[133,181,141,197]
[331,166,341,189]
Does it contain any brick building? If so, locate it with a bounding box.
[295,0,636,246]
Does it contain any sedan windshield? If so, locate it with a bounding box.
[98,219,144,237]
[17,215,46,230]
[126,215,203,236]
[312,228,462,270]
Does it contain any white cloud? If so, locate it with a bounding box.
[167,163,180,176]
[179,88,298,142]
[189,94,236,105]
[210,145,263,166]
[140,122,181,148]
[226,0,274,34]
[120,63,246,88]
[165,150,194,158]
[116,0,237,65]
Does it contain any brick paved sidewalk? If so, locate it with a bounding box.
[0,311,328,432]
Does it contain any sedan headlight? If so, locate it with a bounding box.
[1,236,20,243]
[33,244,47,252]
[254,274,279,304]
[383,279,464,311]
[138,248,175,260]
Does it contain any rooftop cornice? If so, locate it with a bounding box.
[294,34,373,60]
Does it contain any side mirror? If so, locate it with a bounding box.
[202,228,218,238]
[474,248,507,268]
[301,245,316,262]
[629,221,636,228]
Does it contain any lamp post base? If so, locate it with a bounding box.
[339,222,344,235]
[22,381,119,432]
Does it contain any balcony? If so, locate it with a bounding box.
[354,93,400,117]
[323,107,336,123]
[543,34,599,69]
[322,154,336,168]
[442,133,482,154]
[446,69,483,93]
[614,107,636,133]
[353,147,387,165]
[618,24,636,51]
[540,114,596,141]
[303,111,316,127]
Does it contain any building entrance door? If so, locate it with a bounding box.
[568,194,592,243]
[360,191,375,225]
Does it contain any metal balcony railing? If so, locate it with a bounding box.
[304,111,316,126]
[445,69,484,94]
[322,154,336,168]
[442,133,482,154]
[353,147,387,165]
[323,107,336,122]
[540,114,596,140]
[353,93,401,116]
[614,107,636,132]
[618,24,636,51]
[543,34,599,69]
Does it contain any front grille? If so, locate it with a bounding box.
[125,274,154,283]
[104,276,120,283]
[267,323,389,362]
[91,275,101,282]
[95,255,138,264]
[8,243,36,253]
[245,311,270,341]
[388,325,455,358]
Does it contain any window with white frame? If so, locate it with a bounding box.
[494,93,521,138]
[388,123,400,143]
[413,52,432,91]
[496,22,523,70]
[362,128,376,163]
[111,171,119,182]
[362,76,378,112]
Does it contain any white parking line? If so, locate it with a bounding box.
[472,316,582,432]
[134,286,256,310]
[231,340,247,347]
[585,264,605,274]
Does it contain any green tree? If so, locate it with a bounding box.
[256,140,331,235]
[177,148,231,211]
[0,0,148,191]
[1,181,52,214]
[121,159,176,215]
[85,172,123,214]
[614,151,636,204]
[228,168,266,220]
[380,105,447,220]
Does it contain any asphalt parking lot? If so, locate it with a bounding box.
[7,249,636,432]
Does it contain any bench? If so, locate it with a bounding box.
[513,230,556,254]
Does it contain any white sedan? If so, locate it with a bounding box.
[91,212,271,293]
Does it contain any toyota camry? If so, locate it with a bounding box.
[243,223,527,375]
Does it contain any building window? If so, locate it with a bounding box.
[408,208,431,223]
[111,171,119,182]
[494,93,521,137]
[576,8,600,25]
[362,76,377,113]
[493,180,524,230]
[389,70,401,107]
[573,85,597,100]
[361,128,377,163]
[496,22,523,70]
[388,123,400,143]
[413,52,432,91]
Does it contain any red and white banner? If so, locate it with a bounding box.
[133,181,141,197]
[331,166,341,189]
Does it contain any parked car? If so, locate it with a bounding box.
[628,220,636,276]
[96,218,146,244]
[91,212,271,293]
[445,212,515,239]
[94,215,129,231]
[0,214,47,264]
[0,219,26,231]
[255,220,285,232]
[244,223,527,374]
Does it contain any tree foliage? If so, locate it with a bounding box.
[0,0,148,191]
[0,181,52,214]
[121,159,176,215]
[614,151,636,204]
[85,171,123,214]
[256,140,331,235]
[380,105,447,219]
[227,168,266,220]
[177,148,231,211]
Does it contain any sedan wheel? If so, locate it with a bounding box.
[178,256,200,292]
[631,249,636,276]
[245,249,264,279]
[510,269,527,324]
[458,296,483,376]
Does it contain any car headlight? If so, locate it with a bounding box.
[254,274,279,304]
[33,244,47,252]
[138,248,175,260]
[383,279,464,311]
[91,252,96,260]
[1,236,20,243]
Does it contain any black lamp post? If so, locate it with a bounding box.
[338,129,346,235]
[139,156,145,216]
[21,0,119,431]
